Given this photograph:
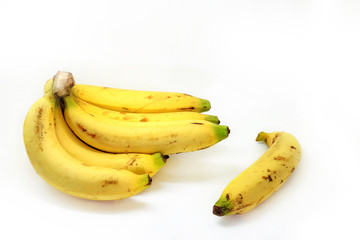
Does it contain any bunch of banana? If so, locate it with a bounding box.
[23,71,230,200]
[213,131,301,216]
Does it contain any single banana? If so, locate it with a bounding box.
[43,79,53,94]
[71,84,211,113]
[23,92,152,200]
[54,99,167,177]
[63,95,229,155]
[72,94,220,124]
[213,131,301,216]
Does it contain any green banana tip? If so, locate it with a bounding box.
[205,115,220,124]
[200,99,211,112]
[213,196,233,216]
[256,131,268,142]
[215,125,230,141]
[152,153,168,168]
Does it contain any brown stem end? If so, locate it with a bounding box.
[52,71,75,97]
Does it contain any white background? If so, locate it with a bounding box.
[1,0,359,239]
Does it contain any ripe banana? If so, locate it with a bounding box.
[213,131,301,216]
[63,95,229,154]
[71,84,211,113]
[23,92,152,200]
[72,94,220,124]
[54,99,167,177]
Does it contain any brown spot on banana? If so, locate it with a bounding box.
[271,133,279,144]
[76,123,96,138]
[128,158,136,166]
[274,156,287,161]
[101,179,119,187]
[267,169,277,174]
[236,194,243,203]
[262,175,273,182]
[35,107,44,151]
[178,107,195,111]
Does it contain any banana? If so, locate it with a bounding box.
[213,131,301,216]
[71,84,211,113]
[54,99,167,177]
[72,94,220,124]
[63,95,229,155]
[43,79,53,94]
[23,91,152,200]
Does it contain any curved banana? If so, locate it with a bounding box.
[54,100,167,177]
[72,94,220,124]
[23,92,151,200]
[71,84,211,113]
[43,79,53,94]
[213,131,301,216]
[63,95,229,155]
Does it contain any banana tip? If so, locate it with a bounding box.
[146,175,152,186]
[213,205,225,216]
[162,154,169,163]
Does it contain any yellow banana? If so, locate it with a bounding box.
[23,92,151,201]
[43,79,53,94]
[71,84,211,113]
[213,131,301,216]
[72,94,220,124]
[63,95,229,155]
[54,99,167,177]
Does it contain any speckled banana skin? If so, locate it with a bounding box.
[213,131,301,216]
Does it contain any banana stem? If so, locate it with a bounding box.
[52,71,75,97]
[256,131,268,142]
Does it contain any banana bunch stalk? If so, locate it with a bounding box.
[23,71,230,200]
